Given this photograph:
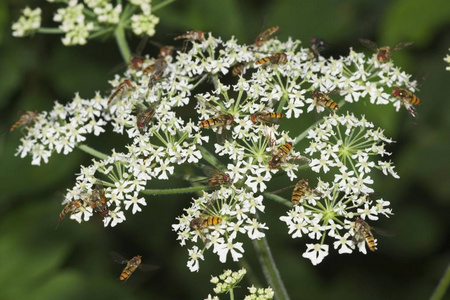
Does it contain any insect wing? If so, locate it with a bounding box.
[392,41,413,52]
[370,226,395,237]
[358,38,379,52]
[111,252,129,265]
[138,263,160,272]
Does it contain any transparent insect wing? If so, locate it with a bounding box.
[358,38,379,52]
[110,252,129,265]
[392,41,413,52]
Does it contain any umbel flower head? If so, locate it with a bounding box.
[12,0,161,46]
[12,29,415,270]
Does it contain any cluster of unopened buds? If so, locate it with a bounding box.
[10,22,423,271]
[205,268,274,300]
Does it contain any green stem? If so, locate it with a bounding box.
[229,288,234,300]
[152,0,176,12]
[37,27,63,34]
[77,144,108,160]
[263,193,292,208]
[253,236,290,300]
[140,185,207,195]
[197,145,225,169]
[114,6,132,63]
[431,262,450,300]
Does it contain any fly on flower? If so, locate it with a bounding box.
[107,79,134,105]
[255,52,288,66]
[111,252,158,282]
[9,110,38,132]
[190,208,223,245]
[202,165,231,188]
[291,179,314,205]
[308,37,327,61]
[136,105,155,134]
[231,61,248,76]
[352,217,393,252]
[250,112,283,125]
[143,57,168,88]
[358,38,413,63]
[174,30,205,52]
[254,26,279,46]
[85,181,109,219]
[56,199,83,229]
[268,141,292,169]
[391,87,421,120]
[310,90,339,113]
[198,99,234,145]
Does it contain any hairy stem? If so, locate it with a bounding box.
[77,144,108,160]
[253,236,290,300]
[140,185,207,195]
[431,262,450,300]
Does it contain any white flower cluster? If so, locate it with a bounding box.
[13,31,416,269]
[306,113,399,194]
[445,49,450,71]
[16,92,108,165]
[280,180,393,265]
[12,0,161,46]
[173,188,267,272]
[11,7,42,37]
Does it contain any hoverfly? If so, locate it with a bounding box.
[391,87,421,120]
[86,182,109,218]
[143,58,168,88]
[111,252,158,282]
[232,61,248,76]
[56,199,83,229]
[352,217,393,252]
[311,90,339,112]
[202,166,231,188]
[9,111,38,132]
[254,26,280,46]
[308,37,326,61]
[198,99,234,145]
[358,38,413,63]
[268,142,292,169]
[250,112,283,124]
[136,106,155,134]
[255,52,288,66]
[291,179,313,205]
[107,79,134,105]
[174,30,205,52]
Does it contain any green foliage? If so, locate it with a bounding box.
[382,0,450,45]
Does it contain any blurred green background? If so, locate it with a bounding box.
[1,0,450,299]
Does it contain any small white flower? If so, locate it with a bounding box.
[187,246,204,272]
[302,243,329,265]
[217,238,245,263]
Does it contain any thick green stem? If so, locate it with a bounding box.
[140,185,207,195]
[77,144,108,160]
[431,262,450,300]
[253,236,290,300]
